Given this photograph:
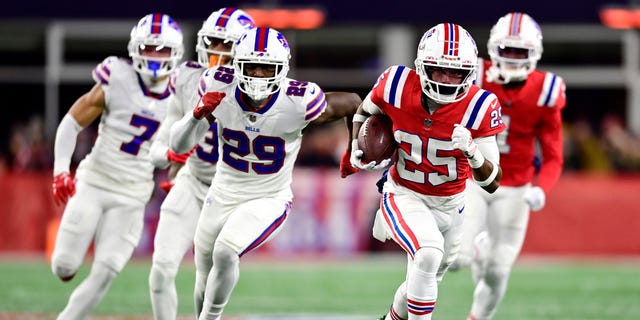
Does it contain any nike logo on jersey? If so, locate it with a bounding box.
[310,87,316,94]
[490,99,498,109]
[458,205,465,214]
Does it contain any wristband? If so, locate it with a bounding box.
[475,161,499,187]
[353,114,368,123]
[466,150,485,169]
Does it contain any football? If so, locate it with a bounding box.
[357,114,396,163]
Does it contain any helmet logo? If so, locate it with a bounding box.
[238,15,256,28]
[277,32,289,49]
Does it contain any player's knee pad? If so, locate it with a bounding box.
[413,247,444,274]
[149,261,178,292]
[483,264,511,288]
[212,242,239,272]
[51,252,81,279]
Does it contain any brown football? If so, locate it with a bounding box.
[357,114,396,163]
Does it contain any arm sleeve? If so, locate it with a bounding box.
[475,135,500,166]
[53,114,83,175]
[169,113,210,154]
[536,108,564,193]
[361,92,384,115]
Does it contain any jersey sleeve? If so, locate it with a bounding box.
[91,56,118,86]
[369,65,412,114]
[150,95,186,169]
[303,82,327,122]
[537,73,566,109]
[461,89,506,138]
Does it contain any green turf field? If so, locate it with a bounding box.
[1,255,639,319]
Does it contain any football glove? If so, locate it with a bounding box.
[167,149,192,164]
[193,92,226,119]
[524,186,546,211]
[451,124,477,158]
[350,140,391,171]
[339,148,359,178]
[52,172,76,206]
[159,181,174,193]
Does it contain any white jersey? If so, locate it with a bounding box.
[77,56,171,200]
[201,65,327,202]
[151,60,219,184]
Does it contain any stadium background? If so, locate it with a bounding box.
[1,0,639,318]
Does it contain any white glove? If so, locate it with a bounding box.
[350,140,391,171]
[452,124,484,168]
[524,186,546,211]
[452,124,477,158]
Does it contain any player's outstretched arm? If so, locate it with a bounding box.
[316,92,363,177]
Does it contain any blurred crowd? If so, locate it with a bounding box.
[564,114,640,172]
[2,113,640,174]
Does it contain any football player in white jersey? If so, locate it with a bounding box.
[50,13,183,319]
[147,8,255,320]
[169,27,361,320]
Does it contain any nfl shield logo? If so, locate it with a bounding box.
[424,118,432,128]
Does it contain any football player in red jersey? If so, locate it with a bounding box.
[449,12,566,320]
[345,23,505,320]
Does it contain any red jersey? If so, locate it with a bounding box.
[477,59,566,193]
[370,65,505,196]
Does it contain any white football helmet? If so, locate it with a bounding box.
[233,27,291,101]
[128,13,184,78]
[414,23,478,104]
[196,7,256,67]
[487,12,543,84]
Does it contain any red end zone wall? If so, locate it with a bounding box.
[0,170,639,256]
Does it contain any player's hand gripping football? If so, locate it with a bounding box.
[451,124,478,158]
[524,186,546,211]
[193,92,226,120]
[350,140,391,171]
[52,172,76,206]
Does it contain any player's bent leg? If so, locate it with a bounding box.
[470,231,490,284]
[199,242,239,320]
[149,260,180,320]
[385,281,408,320]
[470,189,529,320]
[406,247,443,319]
[193,193,228,318]
[56,261,118,320]
[150,181,202,320]
[450,181,489,272]
[51,182,103,282]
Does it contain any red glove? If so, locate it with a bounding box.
[167,149,191,164]
[194,92,226,119]
[52,173,76,206]
[159,181,174,193]
[339,149,359,178]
